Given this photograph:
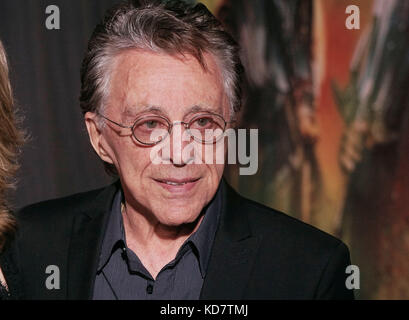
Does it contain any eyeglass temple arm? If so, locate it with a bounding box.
[97,113,133,129]
[226,119,237,125]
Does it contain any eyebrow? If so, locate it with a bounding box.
[123,105,162,116]
[122,104,223,119]
[187,105,223,115]
[122,105,163,120]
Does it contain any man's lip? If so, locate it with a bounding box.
[153,177,201,185]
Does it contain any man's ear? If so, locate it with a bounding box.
[84,112,114,165]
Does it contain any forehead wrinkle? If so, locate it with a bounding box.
[111,51,228,119]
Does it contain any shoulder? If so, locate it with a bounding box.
[16,182,117,224]
[222,184,353,298]
[246,197,343,250]
[226,184,350,261]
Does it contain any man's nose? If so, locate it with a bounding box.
[165,122,193,166]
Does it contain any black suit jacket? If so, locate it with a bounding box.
[8,180,353,299]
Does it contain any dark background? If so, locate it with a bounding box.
[0,0,120,208]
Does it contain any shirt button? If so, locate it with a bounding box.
[146,283,153,294]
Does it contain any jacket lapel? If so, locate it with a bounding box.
[200,180,262,299]
[66,182,118,300]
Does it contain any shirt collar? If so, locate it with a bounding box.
[97,182,222,277]
[97,189,125,272]
[186,183,222,278]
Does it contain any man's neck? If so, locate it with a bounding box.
[121,202,204,279]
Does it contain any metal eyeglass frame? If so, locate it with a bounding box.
[97,111,235,146]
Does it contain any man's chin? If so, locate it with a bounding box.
[158,211,202,228]
[153,202,205,226]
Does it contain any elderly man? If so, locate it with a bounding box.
[12,0,353,299]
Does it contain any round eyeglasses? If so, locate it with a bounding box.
[97,112,234,146]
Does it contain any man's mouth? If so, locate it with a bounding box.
[154,178,200,185]
[153,177,201,192]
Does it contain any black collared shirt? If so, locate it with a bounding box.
[92,184,221,300]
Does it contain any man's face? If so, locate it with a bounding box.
[86,50,229,226]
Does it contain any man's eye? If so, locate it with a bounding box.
[195,117,211,127]
[144,120,158,129]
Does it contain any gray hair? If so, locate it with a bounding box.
[80,0,244,121]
